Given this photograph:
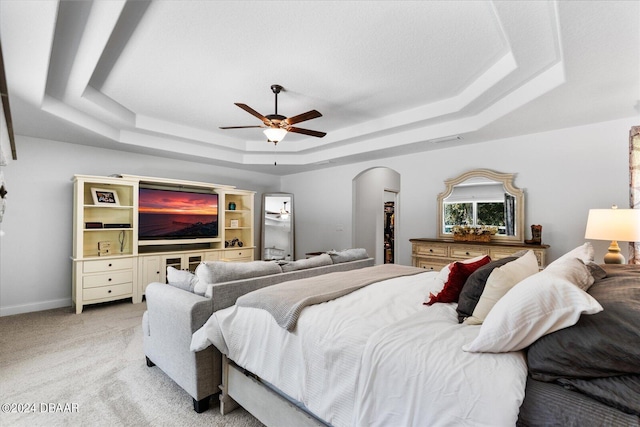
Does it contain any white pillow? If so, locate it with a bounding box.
[553,242,594,265]
[463,250,539,325]
[166,266,200,294]
[544,257,595,291]
[462,267,603,353]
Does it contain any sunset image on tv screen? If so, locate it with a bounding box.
[138,188,218,239]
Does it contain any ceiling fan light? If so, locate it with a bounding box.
[264,128,287,143]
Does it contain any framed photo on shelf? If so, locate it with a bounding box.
[230,219,239,228]
[91,187,120,206]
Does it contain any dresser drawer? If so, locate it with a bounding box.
[83,270,133,289]
[83,258,133,273]
[414,244,448,258]
[222,249,253,261]
[415,259,448,271]
[488,248,522,260]
[83,282,133,301]
[450,247,489,259]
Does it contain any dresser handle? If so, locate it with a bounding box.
[108,290,112,293]
[465,252,470,255]
[429,249,433,252]
[108,278,112,281]
[108,263,112,267]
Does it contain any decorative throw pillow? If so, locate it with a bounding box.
[195,260,282,291]
[281,253,332,272]
[455,256,519,322]
[463,250,539,325]
[166,266,200,294]
[462,268,603,353]
[327,248,369,264]
[425,255,491,305]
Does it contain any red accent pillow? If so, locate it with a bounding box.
[425,256,491,305]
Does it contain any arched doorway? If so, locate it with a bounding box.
[353,167,400,265]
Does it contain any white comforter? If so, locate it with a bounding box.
[191,271,527,427]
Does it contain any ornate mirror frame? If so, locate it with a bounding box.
[437,169,525,243]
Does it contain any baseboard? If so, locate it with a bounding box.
[0,298,71,317]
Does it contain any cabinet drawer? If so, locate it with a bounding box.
[83,258,133,273]
[222,249,253,260]
[83,282,133,301]
[450,247,488,259]
[414,244,448,257]
[83,270,133,288]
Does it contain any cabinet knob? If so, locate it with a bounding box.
[108,278,112,281]
[156,271,160,274]
[108,290,112,293]
[465,252,470,256]
[429,249,433,252]
[108,263,112,267]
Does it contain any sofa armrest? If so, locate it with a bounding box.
[145,282,214,335]
[143,283,218,403]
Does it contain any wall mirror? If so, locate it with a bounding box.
[437,169,525,243]
[262,193,295,261]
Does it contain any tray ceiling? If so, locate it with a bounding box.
[0,1,638,175]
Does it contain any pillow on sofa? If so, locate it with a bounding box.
[462,250,539,325]
[166,266,200,293]
[281,253,333,272]
[455,256,519,320]
[327,248,369,264]
[195,260,282,293]
[462,262,603,353]
[424,255,491,305]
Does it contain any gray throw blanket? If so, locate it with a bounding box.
[236,264,425,331]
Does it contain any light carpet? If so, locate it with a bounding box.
[0,300,264,427]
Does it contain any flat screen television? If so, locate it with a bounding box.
[138,187,218,240]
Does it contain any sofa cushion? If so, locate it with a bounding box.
[166,266,200,293]
[327,248,369,264]
[281,253,333,272]
[195,260,282,291]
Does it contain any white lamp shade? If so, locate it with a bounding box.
[263,128,287,142]
[584,208,640,242]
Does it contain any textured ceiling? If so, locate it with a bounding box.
[0,0,638,175]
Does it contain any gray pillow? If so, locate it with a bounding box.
[195,260,282,286]
[456,257,518,323]
[281,253,332,272]
[166,266,199,293]
[327,248,369,264]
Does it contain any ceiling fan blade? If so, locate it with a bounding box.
[285,110,322,125]
[219,125,264,129]
[287,127,327,138]
[235,103,269,123]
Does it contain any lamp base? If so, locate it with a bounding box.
[603,240,625,264]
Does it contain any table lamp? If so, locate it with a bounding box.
[584,206,640,264]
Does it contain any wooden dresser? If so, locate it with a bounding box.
[410,238,549,271]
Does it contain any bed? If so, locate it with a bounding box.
[191,247,640,426]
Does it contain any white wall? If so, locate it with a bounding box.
[282,118,636,264]
[1,117,635,315]
[0,136,280,316]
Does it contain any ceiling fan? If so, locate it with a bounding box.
[220,84,326,144]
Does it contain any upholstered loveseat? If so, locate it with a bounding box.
[142,250,374,412]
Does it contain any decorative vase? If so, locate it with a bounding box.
[228,202,236,210]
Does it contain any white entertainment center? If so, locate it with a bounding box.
[71,174,255,314]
